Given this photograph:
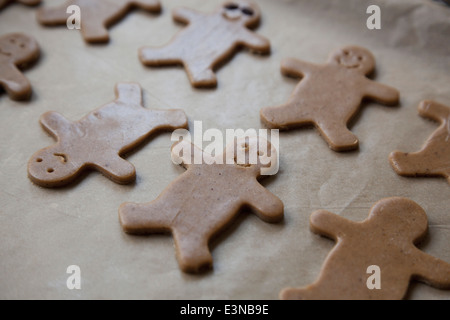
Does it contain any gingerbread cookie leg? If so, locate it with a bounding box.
[131,0,161,12]
[173,228,213,273]
[0,65,32,100]
[315,117,359,151]
[184,60,217,88]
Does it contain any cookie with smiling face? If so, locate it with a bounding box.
[139,0,271,88]
[0,33,40,101]
[260,46,400,152]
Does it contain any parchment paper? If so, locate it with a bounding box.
[0,0,449,300]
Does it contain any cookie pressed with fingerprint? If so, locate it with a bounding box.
[261,46,399,152]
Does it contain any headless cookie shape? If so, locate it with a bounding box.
[261,46,399,152]
[0,0,40,10]
[281,197,450,300]
[390,100,450,185]
[0,33,39,101]
[28,83,188,187]
[139,0,271,88]
[37,0,161,43]
[119,136,283,273]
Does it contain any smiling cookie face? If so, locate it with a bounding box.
[28,147,81,187]
[220,0,261,28]
[0,33,39,65]
[328,46,375,75]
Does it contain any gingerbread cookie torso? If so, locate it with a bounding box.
[0,33,40,101]
[139,0,271,88]
[390,100,450,185]
[119,137,283,273]
[260,46,399,152]
[28,83,188,187]
[0,0,40,10]
[280,197,450,300]
[37,0,161,43]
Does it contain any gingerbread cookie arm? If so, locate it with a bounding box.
[281,58,316,79]
[237,29,270,54]
[310,210,352,240]
[363,79,400,106]
[18,0,41,5]
[412,249,450,289]
[419,100,450,123]
[172,7,201,24]
[37,5,68,25]
[129,0,161,12]
[244,182,284,223]
[92,153,136,185]
[0,65,32,100]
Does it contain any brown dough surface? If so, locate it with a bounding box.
[119,137,283,273]
[139,0,271,88]
[260,46,399,152]
[390,100,450,185]
[280,197,450,300]
[37,0,161,43]
[28,83,187,187]
[0,0,40,10]
[0,33,39,100]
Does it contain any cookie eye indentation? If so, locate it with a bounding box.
[225,3,239,10]
[9,38,16,44]
[36,158,43,163]
[241,7,254,16]
[47,168,54,173]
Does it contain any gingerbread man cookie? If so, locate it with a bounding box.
[37,0,161,43]
[261,46,400,152]
[119,136,283,273]
[28,83,187,187]
[0,0,40,11]
[280,197,450,300]
[139,0,271,88]
[0,33,40,101]
[390,100,450,185]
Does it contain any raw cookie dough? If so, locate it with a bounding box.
[28,82,188,187]
[119,136,283,273]
[260,46,399,152]
[139,0,271,88]
[390,100,450,185]
[280,197,450,300]
[0,33,39,101]
[37,0,161,43]
[0,0,40,11]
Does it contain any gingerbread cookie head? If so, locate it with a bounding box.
[0,33,39,65]
[328,46,376,75]
[225,135,278,176]
[366,197,428,243]
[220,0,261,28]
